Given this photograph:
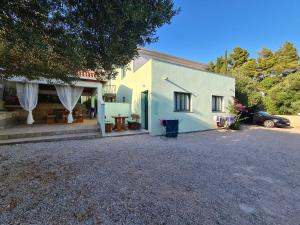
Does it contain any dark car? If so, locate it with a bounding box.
[252,111,290,128]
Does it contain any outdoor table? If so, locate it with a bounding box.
[112,116,128,131]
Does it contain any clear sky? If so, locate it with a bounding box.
[146,0,300,64]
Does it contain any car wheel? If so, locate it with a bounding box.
[264,120,275,128]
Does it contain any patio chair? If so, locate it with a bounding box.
[127,114,141,130]
[54,109,68,123]
[73,109,84,123]
[46,110,56,124]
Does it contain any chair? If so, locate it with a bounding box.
[73,109,84,123]
[46,110,56,124]
[127,114,141,130]
[54,109,68,123]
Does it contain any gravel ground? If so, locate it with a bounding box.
[0,126,300,225]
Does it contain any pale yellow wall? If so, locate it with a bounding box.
[109,60,152,127]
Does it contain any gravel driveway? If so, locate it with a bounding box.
[0,126,300,225]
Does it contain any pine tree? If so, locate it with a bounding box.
[220,50,230,75]
[239,59,258,78]
[214,56,224,73]
[273,42,299,74]
[257,48,276,75]
[208,61,215,73]
[229,47,249,68]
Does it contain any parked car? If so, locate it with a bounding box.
[252,111,290,128]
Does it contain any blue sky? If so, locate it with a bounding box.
[146,0,300,64]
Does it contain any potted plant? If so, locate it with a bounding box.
[227,98,248,130]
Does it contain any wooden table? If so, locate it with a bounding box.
[112,116,128,131]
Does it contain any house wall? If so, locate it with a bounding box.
[150,59,235,135]
[105,102,131,124]
[109,60,152,129]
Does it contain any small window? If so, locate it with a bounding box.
[174,92,191,112]
[212,95,224,112]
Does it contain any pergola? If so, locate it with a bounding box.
[1,72,106,136]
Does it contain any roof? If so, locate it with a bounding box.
[138,48,210,71]
[78,49,234,80]
[78,70,107,83]
[78,70,96,79]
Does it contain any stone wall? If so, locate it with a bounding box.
[276,115,300,127]
[0,111,21,129]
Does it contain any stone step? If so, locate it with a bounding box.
[0,132,102,145]
[0,127,100,140]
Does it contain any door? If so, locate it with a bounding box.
[141,91,148,130]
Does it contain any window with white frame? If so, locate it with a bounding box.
[212,95,224,112]
[174,92,191,112]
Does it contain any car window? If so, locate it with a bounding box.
[258,111,270,116]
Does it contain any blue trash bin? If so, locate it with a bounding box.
[161,119,179,137]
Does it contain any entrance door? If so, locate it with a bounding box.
[141,91,148,130]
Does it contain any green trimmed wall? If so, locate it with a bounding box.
[150,59,235,135]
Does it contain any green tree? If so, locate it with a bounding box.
[259,76,281,92]
[235,75,262,107]
[214,56,225,73]
[257,48,276,75]
[208,50,231,75]
[233,59,257,78]
[264,72,300,114]
[0,0,178,82]
[220,50,230,75]
[229,47,249,68]
[273,42,299,74]
[208,61,215,73]
[209,42,300,113]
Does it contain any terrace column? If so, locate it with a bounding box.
[97,85,105,136]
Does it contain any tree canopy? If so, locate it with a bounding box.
[0,0,178,82]
[209,42,300,114]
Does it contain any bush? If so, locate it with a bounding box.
[264,72,300,114]
[229,121,241,130]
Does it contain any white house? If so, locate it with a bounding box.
[105,48,235,135]
[1,48,235,139]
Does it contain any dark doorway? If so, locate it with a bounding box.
[141,90,148,130]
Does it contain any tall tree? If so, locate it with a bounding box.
[220,50,230,75]
[208,42,300,113]
[229,47,249,68]
[208,61,215,73]
[273,42,299,74]
[235,75,262,107]
[264,72,300,114]
[257,48,276,75]
[0,0,179,82]
[214,56,225,73]
[234,59,257,78]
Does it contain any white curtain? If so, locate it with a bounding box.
[55,85,84,123]
[16,82,39,125]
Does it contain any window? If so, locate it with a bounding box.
[174,92,191,112]
[212,95,224,112]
